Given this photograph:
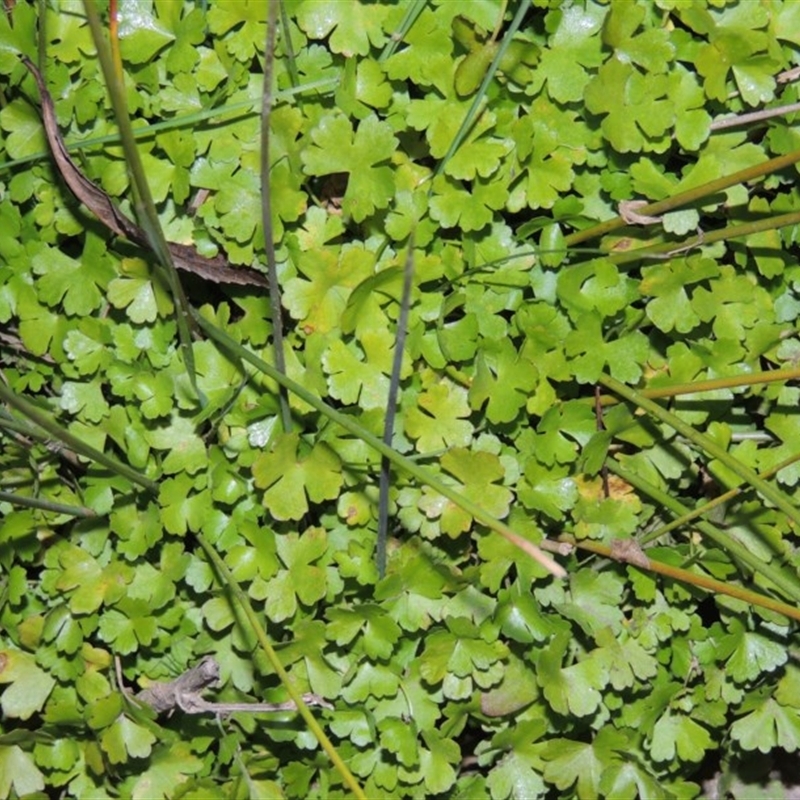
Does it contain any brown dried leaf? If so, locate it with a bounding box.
[22,57,267,288]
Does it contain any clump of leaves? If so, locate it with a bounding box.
[2,1,800,798]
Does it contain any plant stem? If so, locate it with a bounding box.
[599,373,800,535]
[594,366,800,406]
[0,381,157,494]
[0,490,96,517]
[565,146,800,248]
[548,535,800,622]
[606,457,800,602]
[638,451,800,545]
[608,211,800,266]
[195,532,367,800]
[710,101,800,132]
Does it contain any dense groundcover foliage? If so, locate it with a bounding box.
[1,0,800,797]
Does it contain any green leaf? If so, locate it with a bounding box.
[101,713,157,764]
[419,618,507,690]
[469,339,538,424]
[263,528,329,621]
[379,717,419,768]
[384,6,455,95]
[558,259,639,321]
[107,264,174,324]
[212,169,262,245]
[0,1,37,70]
[206,0,266,59]
[301,113,397,221]
[584,59,673,153]
[296,1,388,57]
[144,413,206,475]
[518,461,577,521]
[480,651,540,716]
[564,313,650,384]
[484,721,548,800]
[429,174,508,233]
[405,379,473,453]
[341,661,400,703]
[524,148,574,210]
[252,434,343,521]
[717,618,788,684]
[694,14,780,105]
[418,448,512,536]
[640,256,719,334]
[594,627,658,690]
[406,93,471,159]
[745,197,789,278]
[535,631,607,718]
[322,331,397,411]
[129,741,203,800]
[669,66,711,151]
[64,323,113,376]
[280,619,343,699]
[602,1,674,73]
[17,295,67,357]
[541,727,629,799]
[573,493,642,542]
[730,694,800,754]
[600,758,673,800]
[529,4,605,103]
[0,649,56,720]
[55,543,131,614]
[0,99,46,159]
[97,603,159,654]
[419,729,459,794]
[691,266,775,343]
[32,246,109,316]
[157,475,213,536]
[59,380,110,423]
[118,0,175,64]
[558,569,624,637]
[446,133,511,181]
[649,710,713,763]
[0,745,45,797]
[280,528,328,597]
[284,244,377,334]
[326,604,402,661]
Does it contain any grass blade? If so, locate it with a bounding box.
[0,380,157,494]
[195,532,367,800]
[262,0,292,432]
[433,0,531,181]
[377,237,415,578]
[599,374,800,602]
[84,0,203,405]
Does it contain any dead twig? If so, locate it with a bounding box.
[709,101,800,132]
